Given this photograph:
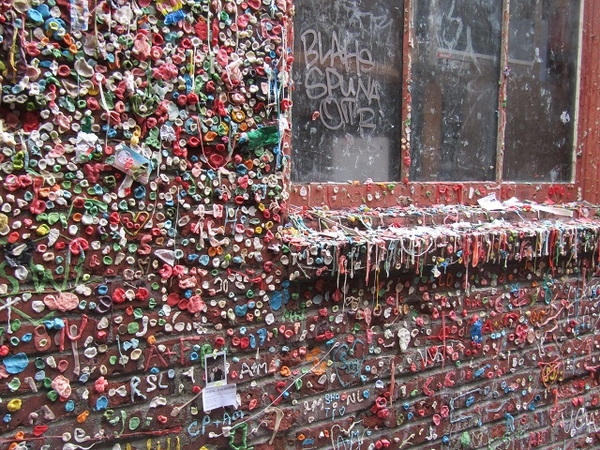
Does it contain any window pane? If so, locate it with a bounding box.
[410,0,501,181]
[291,0,403,183]
[503,0,580,182]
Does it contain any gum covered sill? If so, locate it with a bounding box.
[280,202,600,280]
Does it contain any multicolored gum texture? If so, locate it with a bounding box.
[0,0,598,449]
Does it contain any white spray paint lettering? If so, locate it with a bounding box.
[301,30,381,132]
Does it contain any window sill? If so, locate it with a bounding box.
[282,201,599,281]
[289,182,579,209]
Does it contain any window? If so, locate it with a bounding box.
[291,0,403,183]
[411,0,581,182]
[291,0,584,192]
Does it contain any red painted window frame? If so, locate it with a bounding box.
[288,0,600,208]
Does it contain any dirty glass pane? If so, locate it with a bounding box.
[503,0,580,182]
[410,0,501,181]
[291,0,403,183]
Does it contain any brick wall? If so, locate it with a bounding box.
[0,0,598,450]
[276,210,600,450]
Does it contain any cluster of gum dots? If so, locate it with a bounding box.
[0,0,296,446]
[1,0,600,448]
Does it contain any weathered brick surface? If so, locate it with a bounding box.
[0,0,598,449]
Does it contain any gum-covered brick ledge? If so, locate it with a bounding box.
[281,203,600,284]
[276,203,600,448]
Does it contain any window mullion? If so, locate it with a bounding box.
[495,0,511,183]
[401,0,415,182]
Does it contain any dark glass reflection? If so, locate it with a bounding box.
[410,0,502,181]
[503,0,580,181]
[292,0,403,183]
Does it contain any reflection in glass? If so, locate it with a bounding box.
[503,0,580,182]
[410,0,501,181]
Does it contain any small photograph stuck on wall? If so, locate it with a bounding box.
[204,351,227,387]
[202,351,238,413]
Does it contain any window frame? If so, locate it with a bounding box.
[288,0,598,208]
